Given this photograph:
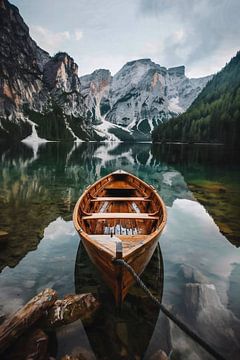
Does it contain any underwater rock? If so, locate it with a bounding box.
[148,349,169,360]
[147,264,240,359]
[168,264,240,359]
[183,282,240,358]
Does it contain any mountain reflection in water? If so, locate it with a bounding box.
[0,141,239,359]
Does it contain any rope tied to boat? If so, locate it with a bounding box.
[113,258,226,360]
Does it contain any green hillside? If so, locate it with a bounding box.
[152,51,240,147]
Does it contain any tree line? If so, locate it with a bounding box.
[152,51,240,148]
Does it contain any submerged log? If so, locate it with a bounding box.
[0,288,57,354]
[3,328,48,360]
[43,293,99,328]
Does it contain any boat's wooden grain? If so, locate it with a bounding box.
[73,170,167,306]
[82,213,159,220]
[91,197,151,202]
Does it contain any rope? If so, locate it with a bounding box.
[114,258,226,360]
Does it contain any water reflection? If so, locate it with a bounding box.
[0,141,192,271]
[73,242,164,360]
[0,218,79,315]
[151,143,240,246]
[0,141,239,359]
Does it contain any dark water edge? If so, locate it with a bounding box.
[0,141,240,359]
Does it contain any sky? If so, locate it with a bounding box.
[11,0,240,78]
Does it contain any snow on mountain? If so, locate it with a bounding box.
[80,59,212,140]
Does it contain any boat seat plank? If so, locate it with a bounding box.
[104,181,135,190]
[82,213,158,220]
[91,197,150,202]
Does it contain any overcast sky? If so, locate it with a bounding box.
[12,0,240,78]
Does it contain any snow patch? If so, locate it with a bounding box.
[168,96,184,113]
[95,118,120,142]
[22,119,48,159]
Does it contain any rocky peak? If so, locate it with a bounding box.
[80,59,212,140]
[111,59,168,97]
[124,58,154,67]
[80,69,112,91]
[167,66,185,77]
[43,52,80,92]
[79,69,112,119]
[90,69,111,80]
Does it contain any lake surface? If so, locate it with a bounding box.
[0,141,239,359]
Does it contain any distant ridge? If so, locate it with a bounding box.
[152,51,240,147]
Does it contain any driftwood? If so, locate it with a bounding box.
[3,328,48,360]
[0,288,57,354]
[43,293,99,328]
[0,288,99,358]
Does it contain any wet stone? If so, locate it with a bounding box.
[149,349,169,360]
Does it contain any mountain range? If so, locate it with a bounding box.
[0,0,212,142]
[80,61,211,141]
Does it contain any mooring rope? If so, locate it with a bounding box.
[113,258,226,360]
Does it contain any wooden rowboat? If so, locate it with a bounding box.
[73,170,167,306]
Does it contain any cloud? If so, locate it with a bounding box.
[30,25,71,54]
[75,29,83,41]
[139,0,240,76]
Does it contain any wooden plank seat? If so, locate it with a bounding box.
[91,197,151,202]
[104,181,135,190]
[82,213,159,220]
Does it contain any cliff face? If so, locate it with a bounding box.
[0,0,101,141]
[80,59,212,140]
[0,0,50,138]
[80,69,112,124]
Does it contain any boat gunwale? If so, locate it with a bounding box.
[73,170,167,258]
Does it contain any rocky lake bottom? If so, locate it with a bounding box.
[0,141,239,359]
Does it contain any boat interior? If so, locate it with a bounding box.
[78,172,163,237]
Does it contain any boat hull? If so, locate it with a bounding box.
[73,170,167,306]
[79,230,162,306]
